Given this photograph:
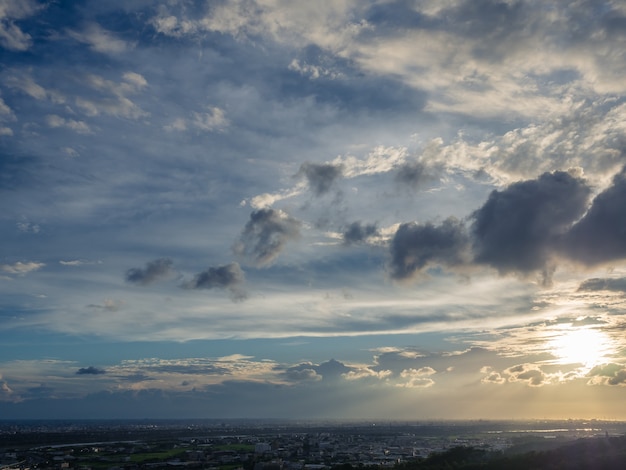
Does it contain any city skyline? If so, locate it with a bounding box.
[1,0,626,420]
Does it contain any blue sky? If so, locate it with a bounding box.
[2,0,626,420]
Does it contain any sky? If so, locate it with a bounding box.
[1,0,626,421]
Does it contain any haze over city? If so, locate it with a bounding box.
[1,0,626,420]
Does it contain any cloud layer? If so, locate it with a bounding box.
[1,0,626,420]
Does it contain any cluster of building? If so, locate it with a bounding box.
[0,427,512,470]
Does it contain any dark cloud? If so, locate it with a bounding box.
[563,168,626,266]
[284,367,321,382]
[298,162,344,196]
[285,359,353,382]
[125,258,174,285]
[24,385,55,399]
[233,209,301,267]
[389,217,469,280]
[578,277,626,293]
[471,171,591,276]
[505,364,548,387]
[394,161,441,189]
[588,363,626,386]
[391,168,626,283]
[342,221,379,245]
[183,262,246,301]
[571,316,607,326]
[316,358,353,378]
[76,366,106,375]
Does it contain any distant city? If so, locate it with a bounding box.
[1,419,625,470]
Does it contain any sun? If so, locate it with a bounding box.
[548,327,612,369]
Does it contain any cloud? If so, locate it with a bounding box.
[45,114,92,134]
[342,221,379,245]
[165,107,229,133]
[298,162,344,196]
[587,363,626,386]
[563,167,626,266]
[284,367,322,382]
[395,160,441,189]
[398,367,436,389]
[480,367,506,385]
[164,117,187,132]
[578,277,626,293]
[0,261,44,274]
[571,316,607,327]
[4,73,49,100]
[343,368,392,381]
[60,260,85,266]
[0,380,15,401]
[389,217,469,280]
[332,146,408,178]
[191,107,228,132]
[76,366,106,375]
[471,170,591,278]
[505,364,549,387]
[66,23,132,54]
[126,258,174,286]
[233,209,301,267]
[16,222,40,233]
[87,299,123,312]
[75,72,148,119]
[0,95,15,120]
[285,359,353,382]
[183,262,246,301]
[0,0,43,51]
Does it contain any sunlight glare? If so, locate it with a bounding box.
[548,327,613,369]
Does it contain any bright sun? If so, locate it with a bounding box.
[548,327,612,369]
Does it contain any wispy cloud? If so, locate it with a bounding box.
[0,261,44,274]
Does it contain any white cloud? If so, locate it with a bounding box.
[151,1,626,119]
[122,72,148,89]
[164,107,229,133]
[66,23,133,54]
[76,73,148,119]
[0,96,15,119]
[288,59,340,80]
[343,368,391,381]
[332,146,409,178]
[16,222,40,233]
[0,261,44,274]
[61,147,79,158]
[164,117,187,132]
[152,0,364,50]
[151,14,197,37]
[59,260,84,266]
[0,0,43,51]
[46,114,92,134]
[191,107,228,132]
[246,184,307,209]
[397,367,436,388]
[5,74,48,100]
